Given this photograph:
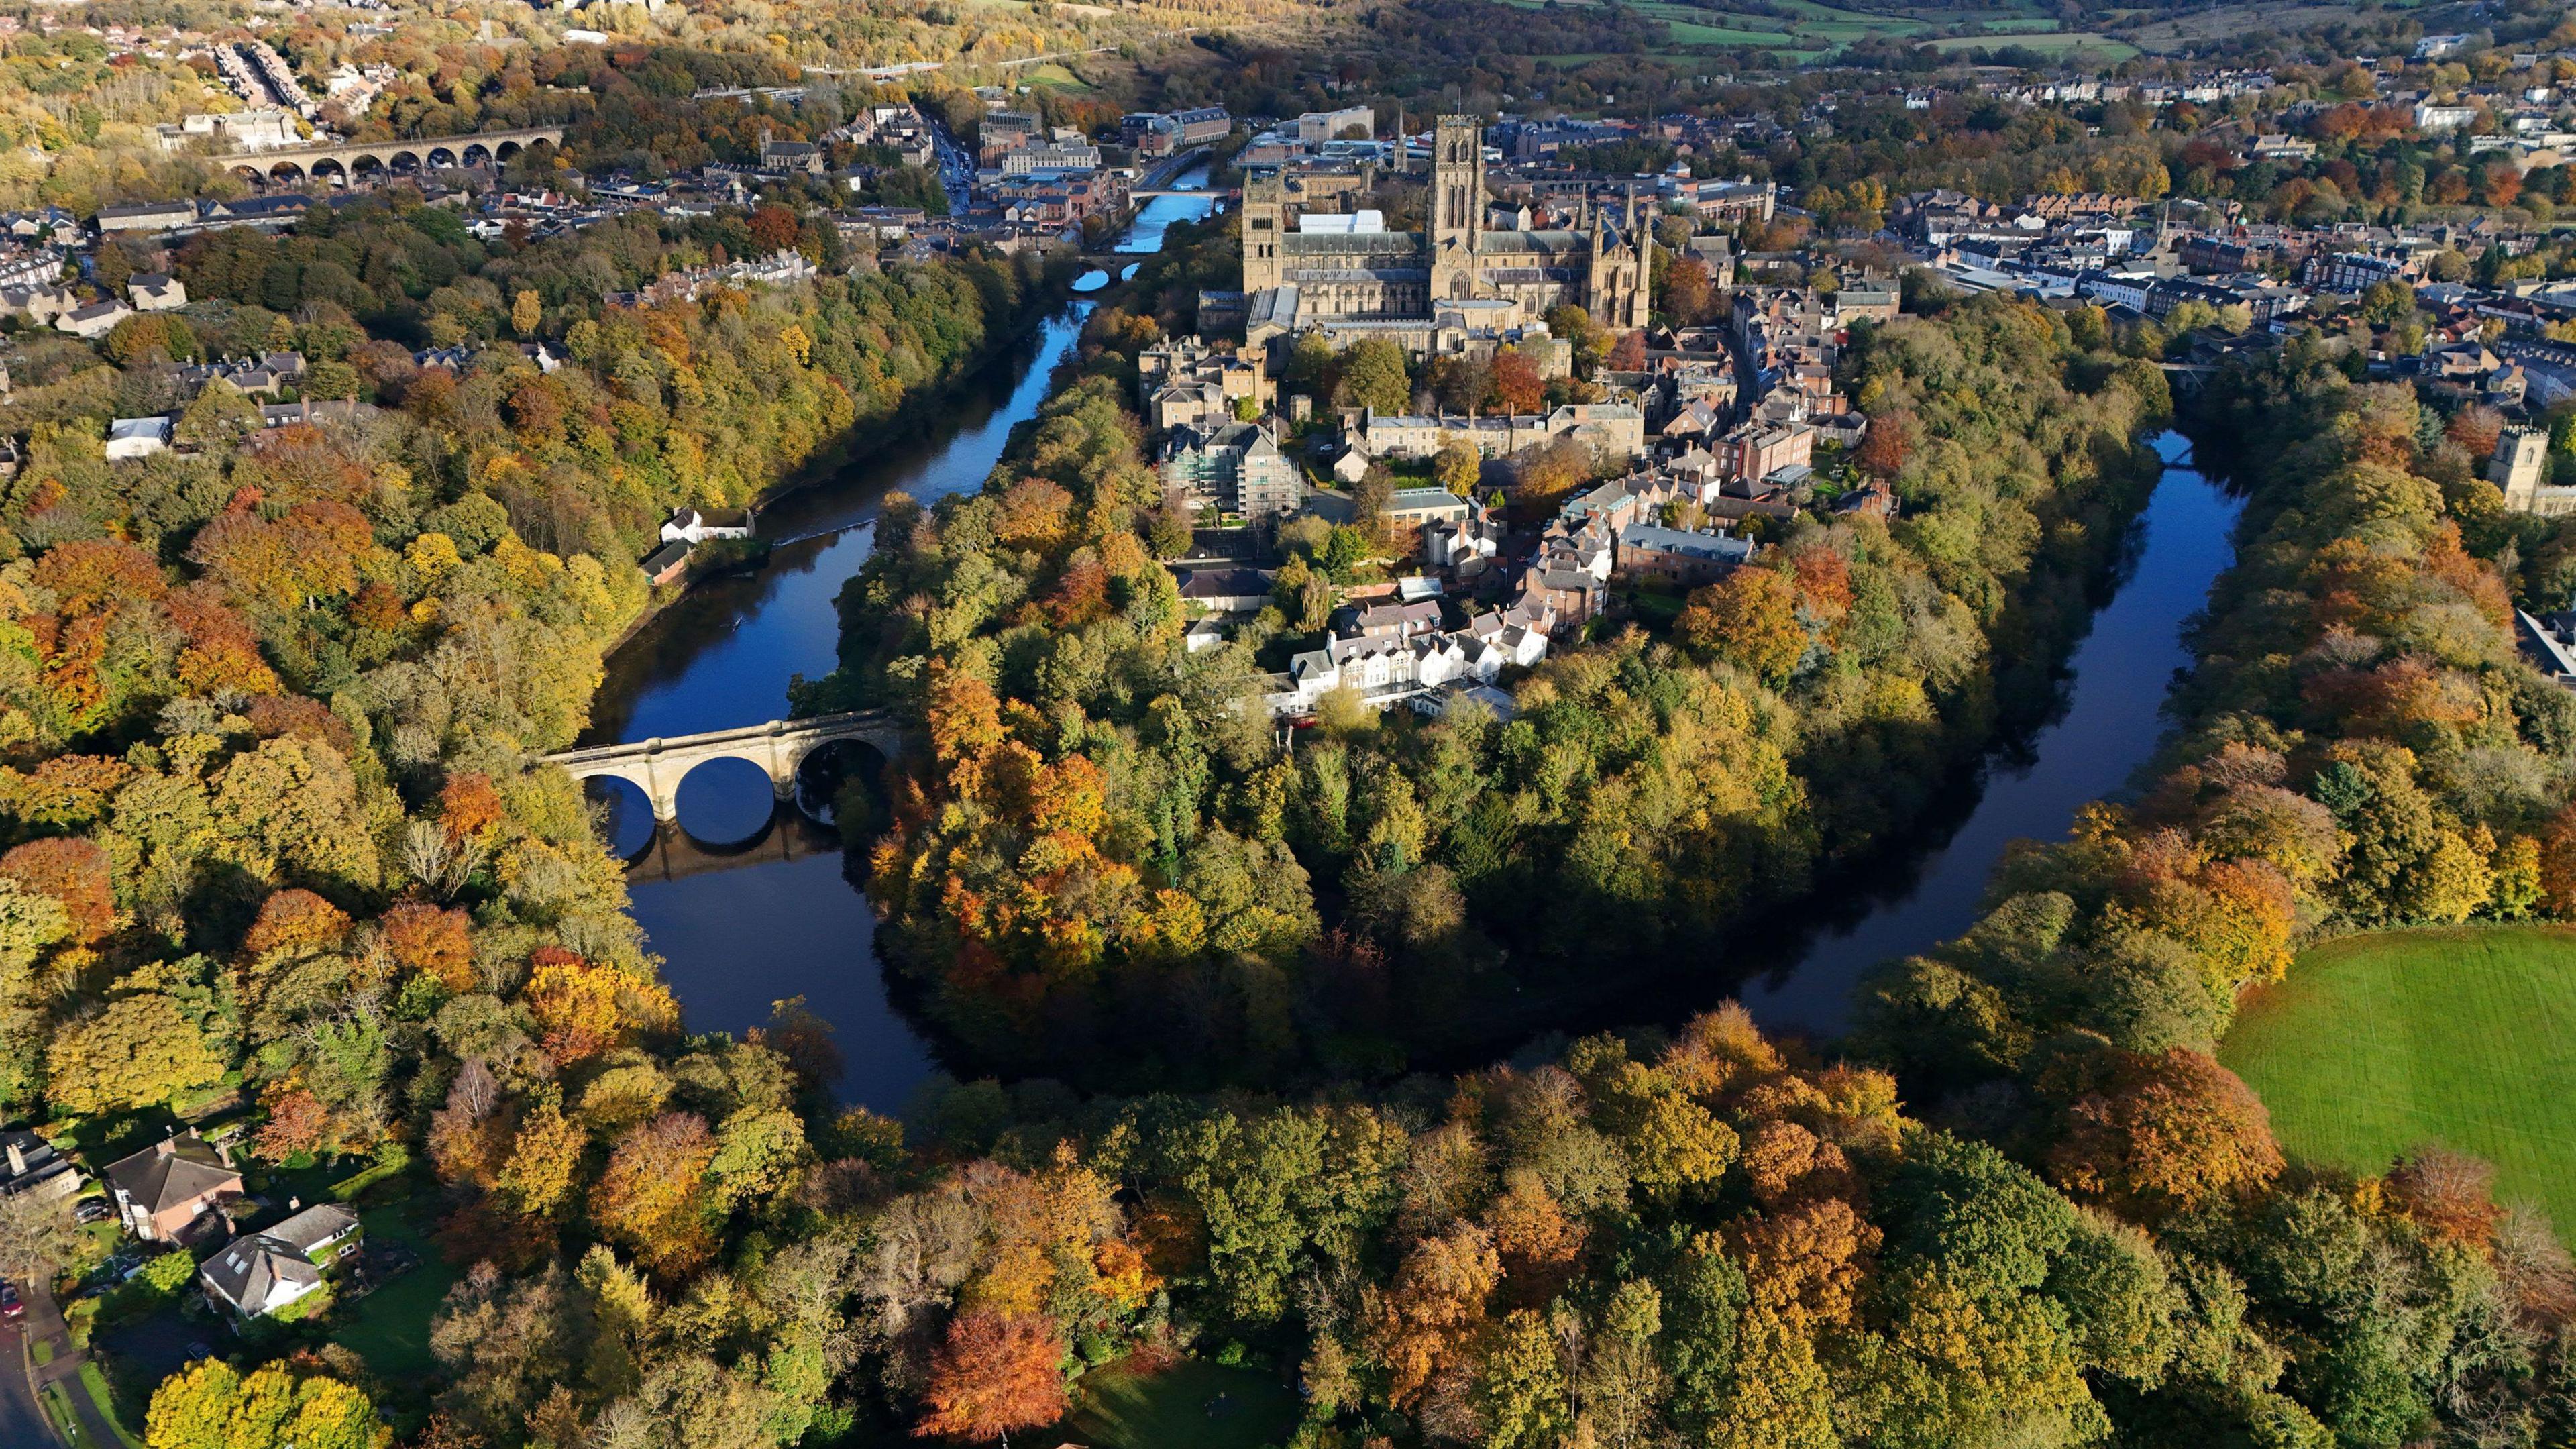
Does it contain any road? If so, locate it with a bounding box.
[11,1279,130,1449]
[1,1308,52,1448]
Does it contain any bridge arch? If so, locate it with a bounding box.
[543,711,909,824]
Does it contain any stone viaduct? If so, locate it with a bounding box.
[222,125,566,181]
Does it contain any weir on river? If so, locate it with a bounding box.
[576,171,2239,1111]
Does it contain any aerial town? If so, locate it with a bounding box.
[0,0,2575,1446]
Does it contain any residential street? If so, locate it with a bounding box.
[13,1280,128,1449]
[1,1310,52,1448]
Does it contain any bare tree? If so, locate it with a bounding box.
[0,1188,82,1288]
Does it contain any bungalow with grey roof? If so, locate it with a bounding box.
[199,1203,361,1320]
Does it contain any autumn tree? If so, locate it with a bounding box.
[914,1310,1068,1446]
[1676,568,1808,684]
[2040,1045,2284,1221]
[0,837,114,944]
[379,902,474,991]
[526,953,626,1065]
[1488,347,1546,415]
[145,1360,386,1449]
[46,995,227,1115]
[497,1091,586,1218]
[1660,252,1716,325]
[1854,409,1916,480]
[593,1112,720,1279]
[1434,439,1481,496]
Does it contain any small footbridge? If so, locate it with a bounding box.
[541,710,905,822]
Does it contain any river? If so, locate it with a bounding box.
[578,179,1219,1111]
[1735,434,2237,1038]
[584,205,2235,1107]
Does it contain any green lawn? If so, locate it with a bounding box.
[329,1205,458,1381]
[2220,926,2576,1236]
[42,1382,99,1449]
[1068,1359,1302,1449]
[80,1362,143,1449]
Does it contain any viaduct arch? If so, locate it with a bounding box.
[226,125,566,182]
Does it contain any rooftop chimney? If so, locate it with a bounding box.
[5,1140,23,1178]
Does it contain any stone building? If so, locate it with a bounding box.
[2495,427,2569,515]
[1240,115,1650,358]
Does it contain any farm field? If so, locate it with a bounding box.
[1494,0,2052,58]
[2220,926,2576,1238]
[2111,0,2389,51]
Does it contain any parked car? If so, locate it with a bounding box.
[74,1198,110,1225]
[1,1281,22,1318]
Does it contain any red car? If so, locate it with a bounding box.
[0,1281,21,1318]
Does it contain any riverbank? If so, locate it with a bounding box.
[826,291,2202,1094]
[593,255,1084,659]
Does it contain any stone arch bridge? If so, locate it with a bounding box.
[225,125,565,182]
[541,710,904,823]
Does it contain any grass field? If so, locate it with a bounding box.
[2220,926,2576,1237]
[1068,1359,1302,1449]
[1926,30,2137,58]
[1494,0,1951,57]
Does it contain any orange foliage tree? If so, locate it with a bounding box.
[0,837,115,943]
[379,902,475,991]
[593,1112,720,1279]
[1676,567,1809,685]
[914,1310,1069,1446]
[2041,1045,2284,1222]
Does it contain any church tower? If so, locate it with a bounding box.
[1586,207,1650,331]
[1241,172,1285,293]
[1430,114,1485,301]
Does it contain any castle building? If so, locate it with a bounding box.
[1242,115,1650,358]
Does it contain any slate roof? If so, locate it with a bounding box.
[199,1203,358,1316]
[103,1133,238,1216]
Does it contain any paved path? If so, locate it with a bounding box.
[19,1281,131,1448]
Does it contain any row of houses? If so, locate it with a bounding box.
[1,1127,362,1321]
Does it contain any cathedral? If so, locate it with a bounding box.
[1240,114,1651,359]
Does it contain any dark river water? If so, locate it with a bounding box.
[1735,435,2239,1038]
[582,195,2235,1108]
[580,179,1218,1111]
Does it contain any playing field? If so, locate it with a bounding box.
[2220,926,2576,1238]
